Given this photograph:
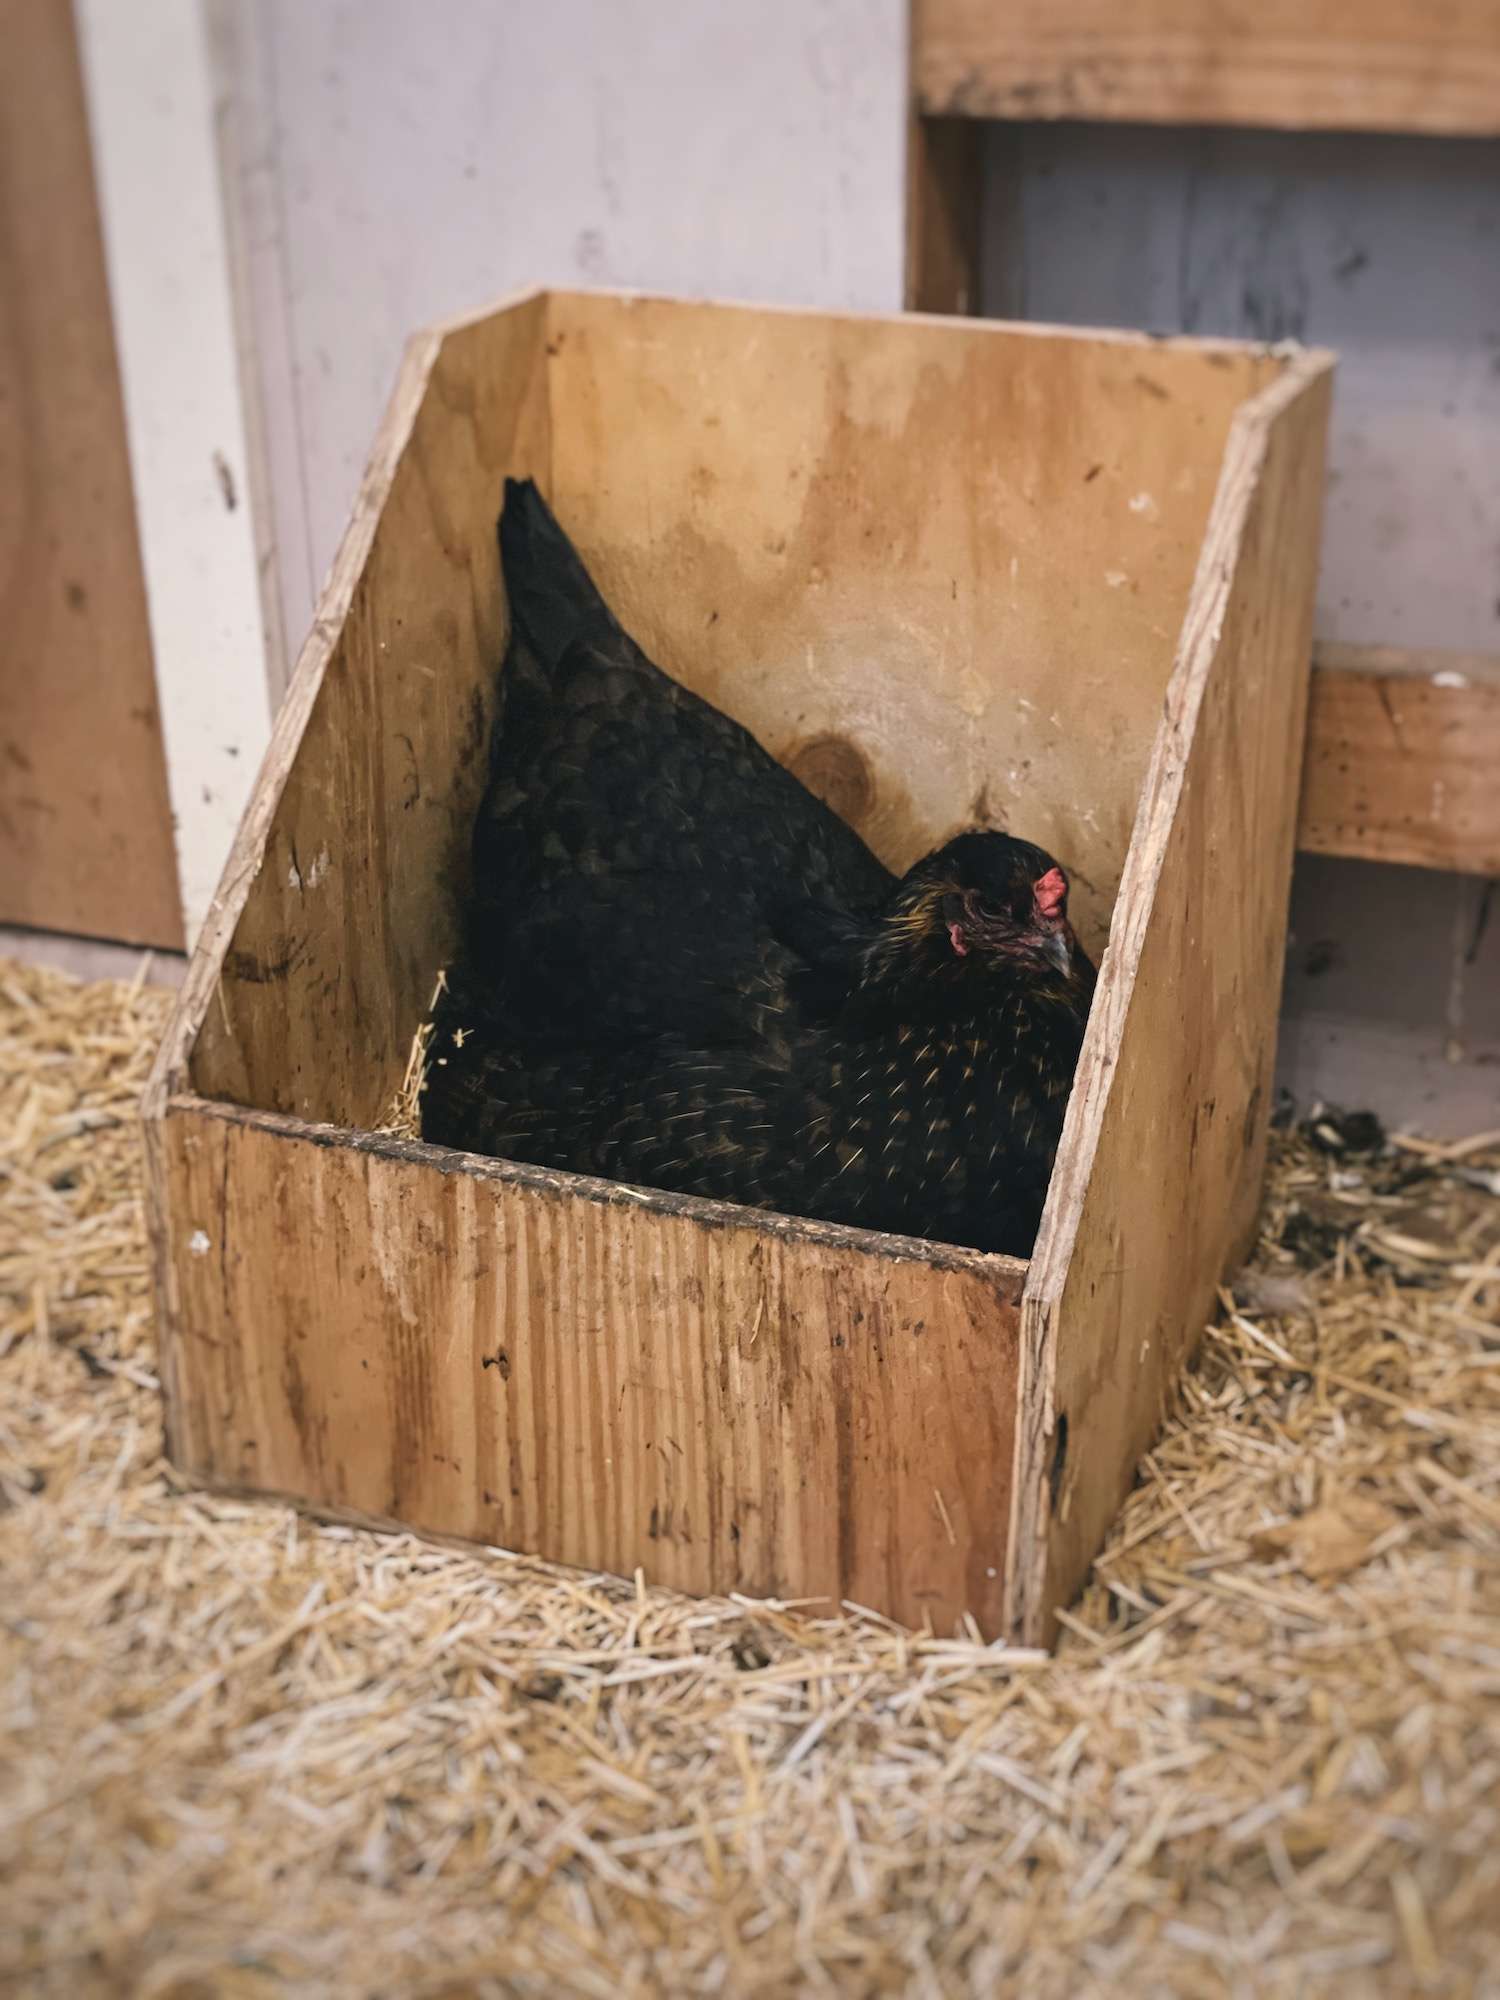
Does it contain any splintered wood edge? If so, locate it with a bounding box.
[1005,346,1338,1639]
[465,282,1316,362]
[138,304,487,1450]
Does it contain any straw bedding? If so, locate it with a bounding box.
[2,957,1497,1999]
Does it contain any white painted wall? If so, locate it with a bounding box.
[74,0,276,945]
[225,0,909,657]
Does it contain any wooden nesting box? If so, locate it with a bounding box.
[143,291,1331,1643]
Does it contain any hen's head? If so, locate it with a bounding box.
[869,831,1095,1002]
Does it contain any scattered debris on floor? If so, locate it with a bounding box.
[2,959,1497,1996]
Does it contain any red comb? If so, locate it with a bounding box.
[1033,867,1067,919]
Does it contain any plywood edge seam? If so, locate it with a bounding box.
[422,283,549,345]
[536,285,1320,364]
[1002,350,1332,1640]
[1027,347,1331,1321]
[141,328,446,1122]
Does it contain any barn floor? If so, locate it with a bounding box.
[2,960,1497,1999]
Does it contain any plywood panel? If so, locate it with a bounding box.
[549,295,1279,960]
[1011,355,1332,1640]
[1300,645,1500,875]
[916,0,1500,135]
[0,0,181,947]
[153,1098,1026,1636]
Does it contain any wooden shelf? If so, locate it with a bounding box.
[1301,644,1500,876]
[1,0,184,947]
[914,0,1500,137]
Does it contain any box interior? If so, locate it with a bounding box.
[188,293,1283,1249]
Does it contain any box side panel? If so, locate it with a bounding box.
[1012,362,1333,1641]
[156,1104,1023,1636]
[188,297,550,1126]
[545,294,1281,959]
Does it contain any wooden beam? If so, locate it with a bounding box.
[903,112,983,314]
[914,0,1500,137]
[1299,644,1500,876]
[0,0,183,947]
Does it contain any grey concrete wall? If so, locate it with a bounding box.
[1282,862,1497,1137]
[982,122,1500,1133]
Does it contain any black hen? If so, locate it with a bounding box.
[422,482,1097,1257]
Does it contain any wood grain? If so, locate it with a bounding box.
[1299,644,1500,876]
[915,0,1500,136]
[1011,354,1334,1641]
[0,0,182,946]
[154,1096,1025,1637]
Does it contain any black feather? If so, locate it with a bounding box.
[498,476,619,672]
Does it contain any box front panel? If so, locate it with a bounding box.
[157,1103,1025,1637]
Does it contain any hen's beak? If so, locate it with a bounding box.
[1039,926,1072,975]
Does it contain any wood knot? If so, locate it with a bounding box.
[784,733,876,828]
